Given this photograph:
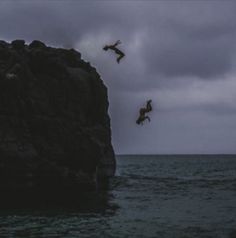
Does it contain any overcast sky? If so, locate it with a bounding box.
[1,0,236,154]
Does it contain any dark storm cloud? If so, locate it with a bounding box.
[0,1,139,47]
[139,3,236,79]
[142,33,234,78]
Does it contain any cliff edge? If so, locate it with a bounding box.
[0,40,115,197]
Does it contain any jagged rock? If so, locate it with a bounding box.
[11,39,25,50]
[29,40,47,49]
[0,40,9,48]
[0,40,116,199]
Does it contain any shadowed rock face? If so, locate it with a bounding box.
[0,40,115,196]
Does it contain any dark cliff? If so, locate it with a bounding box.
[0,40,116,199]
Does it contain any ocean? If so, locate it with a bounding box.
[0,154,236,238]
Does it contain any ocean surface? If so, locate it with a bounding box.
[0,154,236,238]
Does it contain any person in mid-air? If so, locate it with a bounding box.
[103,40,125,63]
[136,100,152,125]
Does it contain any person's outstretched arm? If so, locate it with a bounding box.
[113,40,121,47]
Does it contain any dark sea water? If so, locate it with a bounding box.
[1,155,236,238]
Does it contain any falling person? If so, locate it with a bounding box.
[136,100,152,125]
[103,40,125,63]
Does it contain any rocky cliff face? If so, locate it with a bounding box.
[0,40,115,196]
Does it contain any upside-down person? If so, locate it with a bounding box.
[136,100,152,125]
[103,40,125,63]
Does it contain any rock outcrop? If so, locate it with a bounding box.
[0,40,116,198]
